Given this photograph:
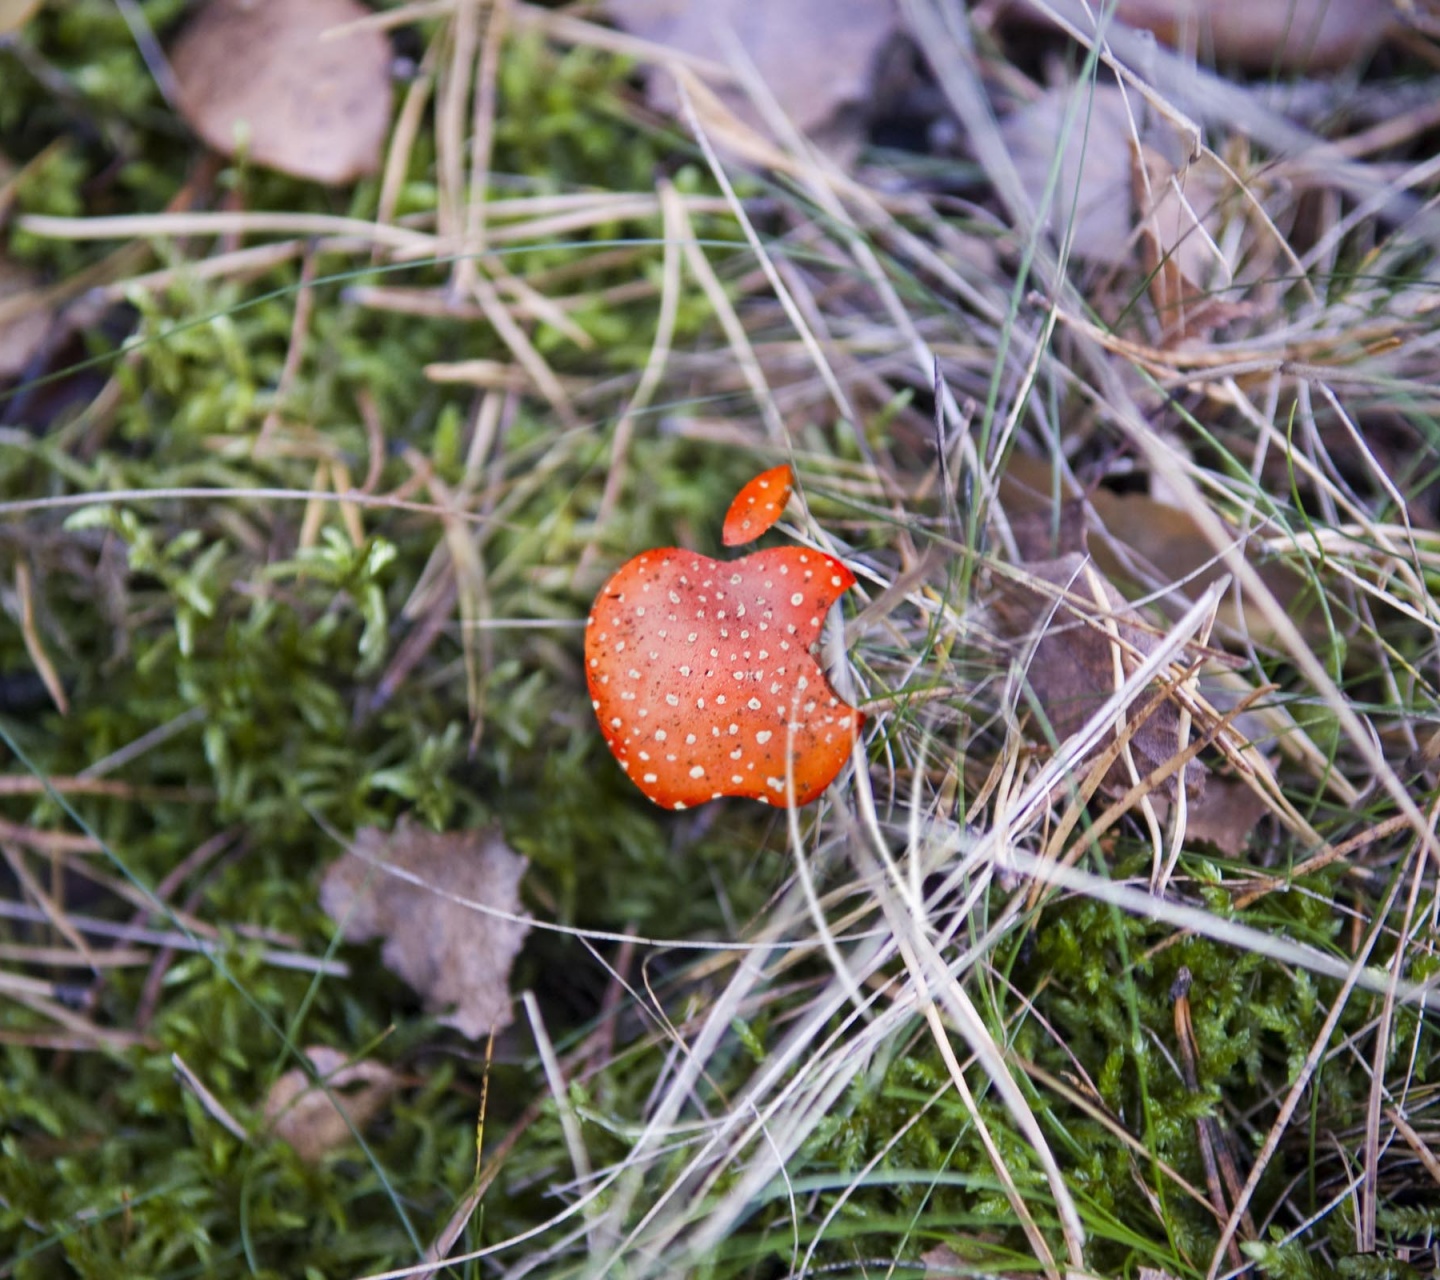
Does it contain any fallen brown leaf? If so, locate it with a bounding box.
[265,1046,399,1164]
[1003,84,1178,271]
[1088,487,1313,640]
[606,0,898,154]
[1003,82,1253,347]
[1000,451,1312,642]
[993,554,1206,800]
[1182,773,1269,856]
[1008,497,1088,563]
[170,0,392,185]
[321,821,530,1038]
[1111,0,1389,73]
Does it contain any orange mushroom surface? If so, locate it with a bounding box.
[722,464,794,546]
[586,469,863,809]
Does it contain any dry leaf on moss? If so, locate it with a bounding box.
[265,1046,399,1164]
[606,0,898,154]
[321,821,530,1039]
[170,0,392,185]
[0,256,51,380]
[993,554,1206,800]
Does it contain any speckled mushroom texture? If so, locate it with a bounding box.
[722,463,793,546]
[585,545,863,809]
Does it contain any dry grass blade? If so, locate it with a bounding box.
[575,177,686,579]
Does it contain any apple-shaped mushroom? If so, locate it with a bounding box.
[586,466,863,809]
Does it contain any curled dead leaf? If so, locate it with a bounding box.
[265,1046,399,1164]
[320,821,530,1039]
[170,0,392,185]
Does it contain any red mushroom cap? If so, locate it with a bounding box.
[586,545,863,808]
[722,464,794,547]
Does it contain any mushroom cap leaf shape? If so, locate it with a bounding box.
[722,463,793,546]
[586,471,863,809]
